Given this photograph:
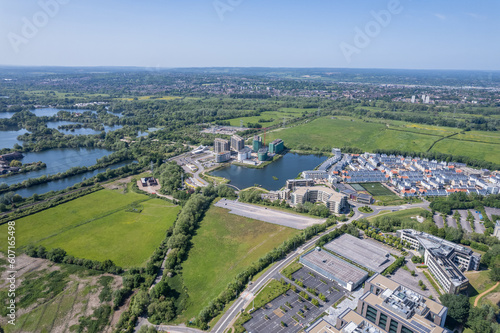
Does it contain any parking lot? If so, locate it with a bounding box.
[243,267,346,333]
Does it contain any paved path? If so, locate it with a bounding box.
[474,282,500,307]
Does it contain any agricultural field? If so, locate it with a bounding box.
[266,116,500,164]
[0,185,180,267]
[177,204,299,322]
[0,255,121,333]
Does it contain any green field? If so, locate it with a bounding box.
[358,183,394,196]
[227,107,305,127]
[368,208,431,222]
[0,188,180,267]
[178,204,299,322]
[266,116,500,164]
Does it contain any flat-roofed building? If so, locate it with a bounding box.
[397,229,480,294]
[230,135,245,151]
[300,248,368,291]
[308,274,449,333]
[324,234,395,273]
[214,138,229,153]
[291,186,348,214]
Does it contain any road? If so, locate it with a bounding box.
[211,200,430,333]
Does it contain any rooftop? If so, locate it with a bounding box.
[301,248,368,285]
[324,234,395,273]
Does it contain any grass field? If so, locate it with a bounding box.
[368,208,431,223]
[178,204,299,322]
[358,183,394,196]
[266,116,500,164]
[0,187,180,267]
[227,108,304,128]
[465,270,495,305]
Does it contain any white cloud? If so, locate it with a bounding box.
[433,13,447,21]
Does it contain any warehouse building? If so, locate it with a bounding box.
[299,247,368,291]
[291,186,348,214]
[324,234,395,273]
[307,274,448,333]
[398,229,480,294]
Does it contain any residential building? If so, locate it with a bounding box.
[252,135,262,152]
[268,138,285,154]
[214,138,229,153]
[291,186,348,213]
[257,148,268,161]
[230,135,245,151]
[215,151,231,163]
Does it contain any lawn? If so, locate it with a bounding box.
[227,109,303,127]
[0,188,180,267]
[178,205,299,322]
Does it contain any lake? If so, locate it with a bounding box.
[0,148,115,187]
[0,111,17,119]
[0,128,29,149]
[13,160,135,198]
[30,108,97,117]
[210,153,327,190]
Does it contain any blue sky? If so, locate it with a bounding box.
[0,0,499,69]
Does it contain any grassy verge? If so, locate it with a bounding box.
[423,270,443,296]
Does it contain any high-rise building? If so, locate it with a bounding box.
[411,95,416,103]
[257,147,268,161]
[230,135,245,151]
[252,135,262,152]
[268,139,284,154]
[214,138,229,153]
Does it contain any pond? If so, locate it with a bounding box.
[210,153,327,190]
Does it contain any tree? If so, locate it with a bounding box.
[439,294,470,327]
[9,160,22,167]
